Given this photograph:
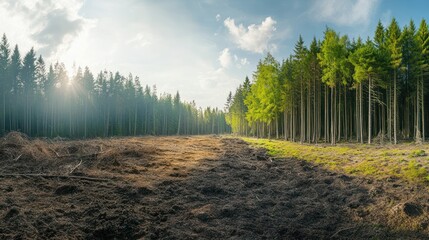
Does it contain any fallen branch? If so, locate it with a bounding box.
[49,147,61,157]
[331,226,358,238]
[0,173,111,182]
[48,147,73,158]
[13,154,22,161]
[69,159,83,174]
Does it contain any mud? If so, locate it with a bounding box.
[0,133,429,239]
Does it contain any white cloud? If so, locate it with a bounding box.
[199,68,223,89]
[224,16,277,53]
[216,14,221,22]
[309,0,380,26]
[240,58,249,66]
[218,48,232,68]
[233,54,249,68]
[0,0,93,59]
[218,48,250,69]
[126,33,152,47]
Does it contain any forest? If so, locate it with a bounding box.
[0,34,229,138]
[226,18,429,145]
[4,7,429,238]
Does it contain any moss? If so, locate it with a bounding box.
[402,160,428,182]
[409,149,426,157]
[243,137,429,183]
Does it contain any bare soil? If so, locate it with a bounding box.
[1,132,429,239]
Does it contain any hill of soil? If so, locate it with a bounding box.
[1,133,429,239]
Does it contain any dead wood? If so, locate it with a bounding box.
[0,173,111,182]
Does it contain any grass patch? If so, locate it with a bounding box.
[243,137,429,183]
[403,160,429,181]
[409,149,426,157]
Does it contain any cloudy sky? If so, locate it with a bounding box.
[0,0,428,108]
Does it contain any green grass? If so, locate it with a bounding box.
[243,137,429,183]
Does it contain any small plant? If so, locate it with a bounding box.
[409,149,426,157]
[403,160,428,181]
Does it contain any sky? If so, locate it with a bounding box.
[0,0,428,109]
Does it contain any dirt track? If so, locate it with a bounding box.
[1,134,429,239]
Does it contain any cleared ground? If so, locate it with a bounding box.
[0,132,429,239]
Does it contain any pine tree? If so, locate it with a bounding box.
[318,28,349,145]
[386,18,402,144]
[293,36,309,143]
[35,55,46,136]
[350,39,387,144]
[82,67,94,137]
[245,53,280,138]
[416,19,429,142]
[0,34,10,134]
[401,20,420,141]
[9,45,22,130]
[21,48,37,134]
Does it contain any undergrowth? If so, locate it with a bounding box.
[243,137,429,183]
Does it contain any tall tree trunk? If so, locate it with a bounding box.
[368,77,372,144]
[276,115,279,139]
[307,80,311,143]
[337,86,341,142]
[382,98,385,144]
[331,86,334,145]
[84,98,87,138]
[422,76,425,143]
[105,107,110,137]
[133,101,137,136]
[394,70,397,144]
[313,75,317,143]
[292,104,295,142]
[300,79,304,143]
[334,87,337,145]
[344,85,347,141]
[388,85,392,143]
[325,86,328,142]
[2,93,5,134]
[355,86,358,142]
[416,76,421,143]
[284,109,287,140]
[177,110,181,135]
[360,82,363,143]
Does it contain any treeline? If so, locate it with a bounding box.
[0,34,229,138]
[226,18,429,144]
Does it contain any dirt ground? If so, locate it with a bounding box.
[1,133,429,239]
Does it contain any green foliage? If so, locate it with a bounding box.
[318,28,349,87]
[416,19,429,74]
[227,16,429,146]
[244,137,429,183]
[387,18,403,69]
[349,40,387,84]
[226,82,249,135]
[403,160,428,181]
[244,53,281,127]
[409,149,426,157]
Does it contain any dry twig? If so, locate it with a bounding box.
[331,226,358,238]
[13,154,22,161]
[0,173,110,182]
[69,159,83,174]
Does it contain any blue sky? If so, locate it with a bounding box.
[0,0,428,108]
